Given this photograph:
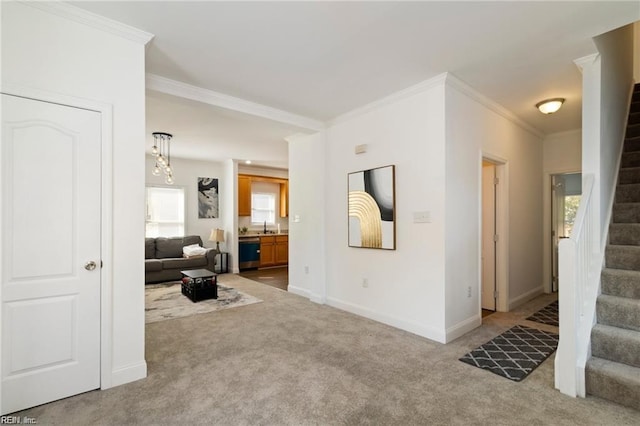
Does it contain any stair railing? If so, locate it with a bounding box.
[555,173,598,397]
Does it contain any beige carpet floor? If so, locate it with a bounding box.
[12,274,640,425]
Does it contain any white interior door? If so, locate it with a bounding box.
[1,94,101,414]
[481,162,496,311]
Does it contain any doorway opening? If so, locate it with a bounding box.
[550,172,582,292]
[481,155,508,318]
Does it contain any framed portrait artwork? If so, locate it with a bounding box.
[348,165,396,250]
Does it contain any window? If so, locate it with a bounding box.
[251,193,276,225]
[145,186,185,237]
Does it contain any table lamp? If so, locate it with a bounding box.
[209,228,225,253]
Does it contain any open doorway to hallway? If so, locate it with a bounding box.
[481,156,509,319]
[550,172,582,292]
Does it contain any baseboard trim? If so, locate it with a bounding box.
[326,296,446,343]
[509,286,544,310]
[287,285,311,299]
[107,361,147,389]
[445,315,482,343]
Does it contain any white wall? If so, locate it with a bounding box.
[542,130,582,292]
[323,80,448,342]
[634,22,640,83]
[222,160,238,272]
[592,24,635,240]
[445,77,544,337]
[1,2,148,390]
[288,132,327,302]
[145,156,229,251]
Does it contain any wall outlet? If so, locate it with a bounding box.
[362,278,369,288]
[304,266,309,274]
[467,286,472,298]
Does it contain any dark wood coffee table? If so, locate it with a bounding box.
[180,269,218,302]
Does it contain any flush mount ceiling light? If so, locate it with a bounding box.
[151,132,175,184]
[536,98,565,114]
[245,160,252,164]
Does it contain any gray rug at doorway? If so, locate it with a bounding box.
[145,281,262,324]
[459,325,559,382]
[526,300,559,327]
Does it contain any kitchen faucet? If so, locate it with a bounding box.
[264,221,267,234]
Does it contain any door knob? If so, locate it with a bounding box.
[84,261,97,271]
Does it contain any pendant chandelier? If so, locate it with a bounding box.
[151,132,174,184]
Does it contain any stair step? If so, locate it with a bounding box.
[627,124,640,139]
[629,112,640,125]
[602,268,640,299]
[624,137,640,153]
[592,324,640,368]
[632,102,640,114]
[618,166,640,184]
[612,202,640,223]
[616,183,640,203]
[586,357,640,411]
[596,294,640,331]
[609,223,640,245]
[621,151,640,168]
[606,245,640,271]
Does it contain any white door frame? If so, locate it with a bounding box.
[0,83,114,413]
[480,153,509,312]
[543,168,581,293]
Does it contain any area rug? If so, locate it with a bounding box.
[459,325,559,382]
[526,300,559,327]
[145,281,262,324]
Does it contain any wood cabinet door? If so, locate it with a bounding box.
[275,242,288,265]
[279,181,288,218]
[260,242,275,266]
[238,175,252,216]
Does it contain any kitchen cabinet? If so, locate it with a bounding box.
[279,181,288,218]
[238,174,288,217]
[238,175,252,216]
[259,236,276,267]
[275,235,288,264]
[259,235,288,267]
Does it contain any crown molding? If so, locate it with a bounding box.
[23,1,154,45]
[146,74,325,132]
[574,53,600,72]
[329,73,448,126]
[444,73,545,139]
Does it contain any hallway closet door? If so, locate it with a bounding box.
[1,94,102,414]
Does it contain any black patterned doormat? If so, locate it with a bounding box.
[526,300,559,327]
[459,325,559,382]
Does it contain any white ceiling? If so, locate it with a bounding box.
[71,1,640,167]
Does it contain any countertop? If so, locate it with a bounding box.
[239,232,288,239]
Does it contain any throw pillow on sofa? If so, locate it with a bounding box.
[183,244,207,258]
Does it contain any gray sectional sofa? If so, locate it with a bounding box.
[145,235,216,284]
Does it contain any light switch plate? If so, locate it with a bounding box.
[413,211,431,223]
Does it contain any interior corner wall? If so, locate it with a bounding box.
[634,22,640,83]
[593,24,635,241]
[222,160,238,273]
[145,156,228,251]
[323,83,448,342]
[444,82,544,335]
[542,130,582,293]
[287,131,327,301]
[2,2,147,387]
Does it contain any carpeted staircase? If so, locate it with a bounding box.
[586,83,640,410]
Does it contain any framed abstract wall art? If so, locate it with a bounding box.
[198,177,219,218]
[348,165,396,250]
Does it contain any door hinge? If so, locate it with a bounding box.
[100,260,103,268]
[494,177,499,185]
[493,234,499,242]
[551,230,556,237]
[493,290,498,299]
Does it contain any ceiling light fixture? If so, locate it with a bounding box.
[151,132,175,184]
[245,160,252,164]
[536,98,565,114]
